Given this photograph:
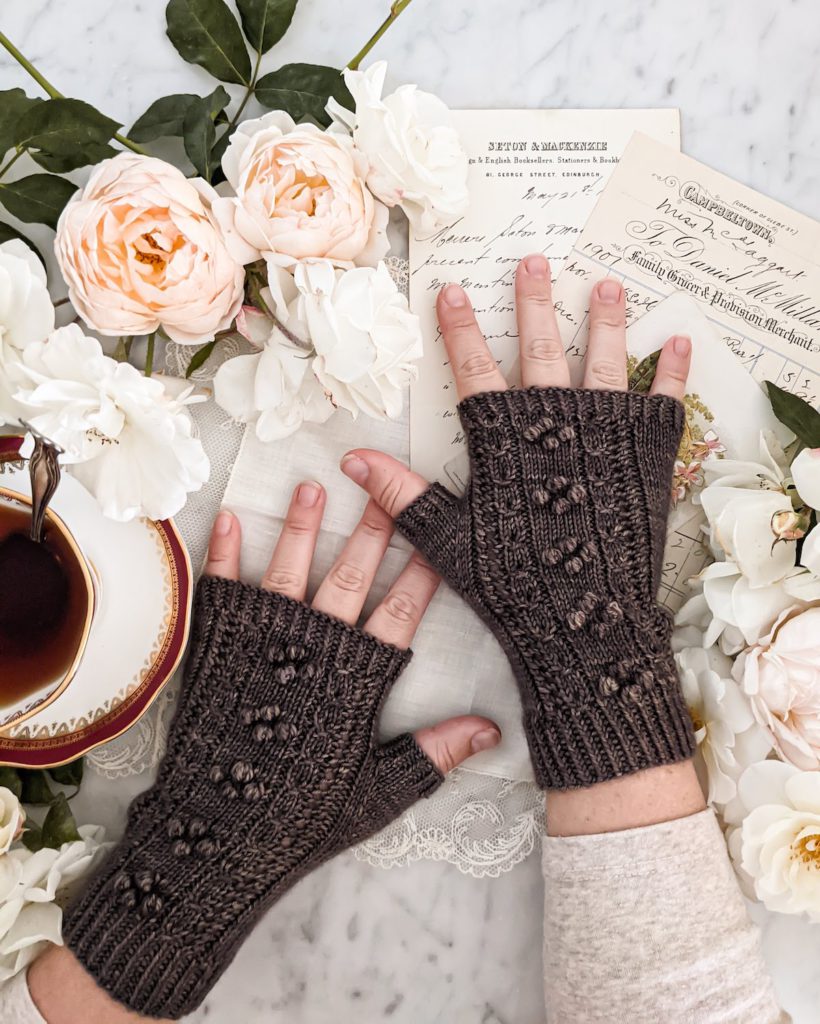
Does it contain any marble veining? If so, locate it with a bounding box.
[3,1,820,1020]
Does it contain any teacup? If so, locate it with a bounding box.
[0,487,95,731]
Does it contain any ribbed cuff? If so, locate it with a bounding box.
[527,672,696,790]
[457,385,685,439]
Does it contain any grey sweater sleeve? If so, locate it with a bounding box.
[541,808,789,1023]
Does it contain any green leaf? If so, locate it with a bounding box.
[21,825,44,853]
[47,758,84,789]
[0,174,77,229]
[19,770,54,805]
[629,349,661,394]
[765,381,820,449]
[15,98,120,174]
[255,63,352,126]
[0,88,41,158]
[237,0,298,53]
[129,93,201,142]
[183,86,230,179]
[0,767,22,799]
[186,339,217,377]
[0,222,45,267]
[41,793,81,849]
[166,0,252,85]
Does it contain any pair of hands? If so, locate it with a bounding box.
[204,253,693,779]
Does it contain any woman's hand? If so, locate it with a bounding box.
[339,255,696,792]
[58,486,499,1021]
[204,487,501,768]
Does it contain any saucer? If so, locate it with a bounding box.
[0,436,192,768]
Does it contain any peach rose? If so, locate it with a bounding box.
[55,154,244,346]
[212,111,387,268]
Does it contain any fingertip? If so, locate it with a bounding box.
[414,716,502,773]
[520,253,550,280]
[204,509,241,580]
[438,282,469,309]
[470,725,503,754]
[671,334,692,358]
[650,335,692,400]
[340,451,370,485]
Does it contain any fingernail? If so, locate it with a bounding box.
[341,454,370,484]
[524,254,548,279]
[214,510,233,536]
[597,279,622,303]
[296,481,321,507]
[672,334,692,357]
[470,728,501,754]
[442,283,467,307]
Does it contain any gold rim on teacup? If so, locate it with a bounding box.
[0,487,95,732]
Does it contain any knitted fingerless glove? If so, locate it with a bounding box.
[396,386,695,791]
[63,575,442,1019]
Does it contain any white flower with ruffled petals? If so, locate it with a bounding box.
[0,825,107,983]
[292,259,423,420]
[328,61,469,235]
[734,605,820,770]
[675,645,771,805]
[0,240,54,424]
[215,260,422,437]
[726,760,820,921]
[0,789,24,857]
[791,447,820,510]
[688,432,813,650]
[13,325,209,521]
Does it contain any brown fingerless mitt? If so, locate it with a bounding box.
[396,386,695,791]
[63,576,442,1019]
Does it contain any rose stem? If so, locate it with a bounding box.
[346,0,416,70]
[144,333,156,377]
[0,31,147,156]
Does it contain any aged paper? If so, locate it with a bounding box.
[551,132,820,608]
[408,110,681,483]
[552,131,820,395]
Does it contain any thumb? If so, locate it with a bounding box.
[413,716,501,774]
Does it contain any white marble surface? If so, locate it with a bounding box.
[3,1,820,1020]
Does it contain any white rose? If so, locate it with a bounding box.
[734,605,820,770]
[214,270,334,442]
[689,432,813,649]
[213,111,387,269]
[215,260,423,437]
[0,788,24,856]
[328,61,469,235]
[791,447,820,510]
[0,239,55,424]
[675,646,771,805]
[292,259,423,420]
[677,568,797,654]
[729,760,820,921]
[15,325,210,521]
[0,826,107,983]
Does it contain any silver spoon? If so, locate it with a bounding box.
[19,422,63,543]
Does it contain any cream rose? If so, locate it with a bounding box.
[728,760,820,921]
[734,605,820,770]
[55,154,244,346]
[213,111,387,268]
[328,61,469,235]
